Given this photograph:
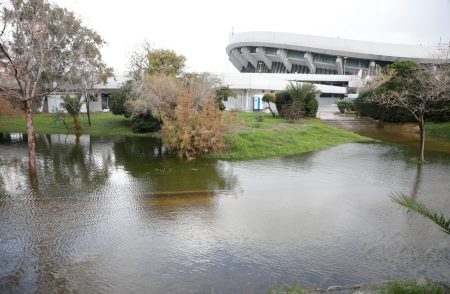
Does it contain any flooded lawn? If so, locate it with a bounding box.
[0,134,449,293]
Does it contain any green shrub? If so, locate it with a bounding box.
[131,113,161,133]
[336,99,354,114]
[275,90,292,118]
[355,93,450,123]
[304,95,319,117]
[354,91,415,122]
[275,82,319,119]
[110,90,130,117]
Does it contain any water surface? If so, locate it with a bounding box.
[0,134,449,293]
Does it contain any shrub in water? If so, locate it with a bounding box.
[336,99,354,114]
[161,96,227,159]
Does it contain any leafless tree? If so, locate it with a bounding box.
[127,40,152,81]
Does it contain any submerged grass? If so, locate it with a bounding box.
[217,112,372,160]
[0,112,154,137]
[267,280,448,294]
[384,280,448,294]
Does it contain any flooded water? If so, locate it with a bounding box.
[0,133,449,293]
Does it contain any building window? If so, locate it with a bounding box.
[90,93,98,102]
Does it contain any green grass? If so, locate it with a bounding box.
[384,280,448,294]
[266,280,448,294]
[1,111,373,160]
[268,283,304,294]
[0,112,154,137]
[426,122,450,139]
[216,112,373,160]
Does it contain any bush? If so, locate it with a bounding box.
[110,90,130,117]
[161,97,227,159]
[336,99,354,114]
[131,113,161,133]
[275,83,319,119]
[275,91,293,118]
[354,91,415,122]
[304,95,319,117]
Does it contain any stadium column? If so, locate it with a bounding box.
[256,47,273,71]
[304,52,316,74]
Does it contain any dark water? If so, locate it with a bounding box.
[0,133,449,293]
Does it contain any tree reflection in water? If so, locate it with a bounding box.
[112,136,240,219]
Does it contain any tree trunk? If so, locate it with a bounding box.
[418,115,425,163]
[268,103,275,117]
[86,94,91,126]
[24,100,37,175]
[73,115,81,134]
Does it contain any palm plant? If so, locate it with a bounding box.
[284,82,319,119]
[61,94,83,134]
[390,192,450,235]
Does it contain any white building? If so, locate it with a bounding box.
[32,75,127,113]
[222,31,448,112]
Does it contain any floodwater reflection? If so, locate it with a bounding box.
[0,134,449,293]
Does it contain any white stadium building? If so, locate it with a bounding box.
[220,31,448,113]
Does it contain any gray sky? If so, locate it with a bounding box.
[55,0,450,75]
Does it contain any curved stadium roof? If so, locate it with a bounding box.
[226,31,446,74]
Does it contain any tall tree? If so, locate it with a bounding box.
[365,61,450,162]
[127,43,186,79]
[0,0,106,175]
[146,49,186,77]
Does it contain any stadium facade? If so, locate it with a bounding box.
[222,31,447,112]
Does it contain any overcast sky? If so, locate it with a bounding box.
[54,0,450,76]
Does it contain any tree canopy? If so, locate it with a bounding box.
[146,49,186,77]
[0,0,108,175]
[363,61,450,162]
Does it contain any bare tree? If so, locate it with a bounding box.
[67,59,114,126]
[127,41,152,81]
[0,0,107,175]
[366,64,450,162]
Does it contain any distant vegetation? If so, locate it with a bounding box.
[358,60,450,162]
[275,82,319,120]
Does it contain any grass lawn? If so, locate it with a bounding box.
[217,112,373,160]
[0,111,374,160]
[426,121,450,139]
[0,112,154,137]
